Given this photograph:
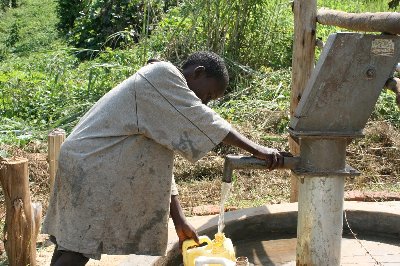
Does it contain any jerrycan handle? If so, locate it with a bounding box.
[182,236,212,253]
[194,256,236,266]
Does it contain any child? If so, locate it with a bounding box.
[43,51,284,265]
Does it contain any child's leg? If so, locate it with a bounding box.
[50,246,63,265]
[50,248,89,266]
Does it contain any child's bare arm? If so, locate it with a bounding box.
[222,128,283,170]
[170,195,199,250]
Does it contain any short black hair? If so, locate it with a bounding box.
[182,51,229,85]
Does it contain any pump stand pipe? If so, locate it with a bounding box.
[222,155,300,183]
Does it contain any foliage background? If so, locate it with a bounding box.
[1,0,399,144]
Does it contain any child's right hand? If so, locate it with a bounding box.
[252,145,284,170]
[222,128,287,170]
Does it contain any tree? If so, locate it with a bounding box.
[57,0,88,34]
[1,0,17,9]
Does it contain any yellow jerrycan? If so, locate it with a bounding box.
[182,233,236,266]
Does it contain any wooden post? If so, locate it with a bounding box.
[289,0,317,202]
[48,129,66,195]
[0,157,42,266]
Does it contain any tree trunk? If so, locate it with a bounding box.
[317,8,400,35]
[290,0,316,202]
[0,157,41,266]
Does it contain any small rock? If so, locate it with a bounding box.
[345,190,400,202]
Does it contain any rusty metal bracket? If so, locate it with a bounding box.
[293,164,360,177]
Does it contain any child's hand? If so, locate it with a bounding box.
[385,77,400,108]
[252,145,284,170]
[222,129,285,170]
[175,220,200,251]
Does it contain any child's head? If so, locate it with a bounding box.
[182,51,229,105]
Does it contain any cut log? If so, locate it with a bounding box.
[317,8,400,35]
[0,157,41,266]
[290,0,317,202]
[48,129,65,195]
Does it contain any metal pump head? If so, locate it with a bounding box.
[290,33,400,138]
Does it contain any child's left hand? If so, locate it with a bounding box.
[175,220,200,251]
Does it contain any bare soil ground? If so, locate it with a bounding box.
[0,120,399,264]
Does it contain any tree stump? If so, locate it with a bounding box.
[0,157,42,266]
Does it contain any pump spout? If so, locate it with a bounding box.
[222,154,300,183]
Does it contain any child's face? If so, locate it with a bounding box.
[184,65,227,105]
[192,76,226,105]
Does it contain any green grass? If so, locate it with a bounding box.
[0,0,60,57]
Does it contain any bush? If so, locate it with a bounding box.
[156,0,294,69]
[57,0,170,56]
[389,0,400,9]
[56,0,87,34]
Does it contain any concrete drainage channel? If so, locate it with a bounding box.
[151,201,400,266]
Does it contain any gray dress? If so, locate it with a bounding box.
[42,61,231,258]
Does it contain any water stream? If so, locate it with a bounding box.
[218,182,232,234]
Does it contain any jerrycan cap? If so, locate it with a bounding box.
[214,232,226,245]
[236,256,250,266]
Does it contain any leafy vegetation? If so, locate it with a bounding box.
[0,0,399,145]
[59,0,170,56]
[389,0,400,9]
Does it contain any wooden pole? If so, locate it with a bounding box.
[48,129,66,195]
[0,157,42,266]
[289,0,317,202]
[317,8,400,35]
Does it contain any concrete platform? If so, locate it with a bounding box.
[81,201,400,265]
[234,235,400,265]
